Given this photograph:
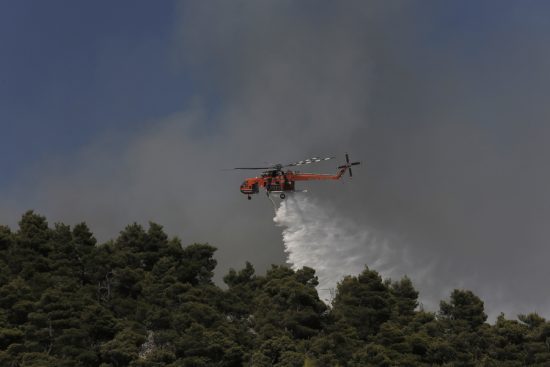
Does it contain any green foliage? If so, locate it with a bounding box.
[389,276,418,321]
[439,289,488,330]
[252,265,327,340]
[179,243,218,285]
[0,225,13,250]
[1,212,549,366]
[332,267,392,339]
[100,323,146,366]
[17,211,52,254]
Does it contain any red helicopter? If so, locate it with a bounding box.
[234,154,360,200]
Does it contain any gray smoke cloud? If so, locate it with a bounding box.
[2,1,550,319]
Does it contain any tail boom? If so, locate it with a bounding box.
[292,154,360,181]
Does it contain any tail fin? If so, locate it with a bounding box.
[337,153,361,178]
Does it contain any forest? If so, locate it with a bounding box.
[1,211,549,366]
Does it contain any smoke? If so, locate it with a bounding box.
[274,194,417,304]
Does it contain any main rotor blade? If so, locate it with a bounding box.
[349,167,353,177]
[232,167,274,170]
[286,156,334,167]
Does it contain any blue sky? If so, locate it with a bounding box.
[0,1,193,184]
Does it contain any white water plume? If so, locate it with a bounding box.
[274,194,407,303]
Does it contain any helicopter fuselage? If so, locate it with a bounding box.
[240,167,348,199]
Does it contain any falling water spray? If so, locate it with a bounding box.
[273,194,401,303]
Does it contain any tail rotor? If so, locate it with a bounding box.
[338,153,361,177]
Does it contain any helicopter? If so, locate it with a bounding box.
[233,153,360,200]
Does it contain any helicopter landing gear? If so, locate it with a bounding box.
[280,193,286,199]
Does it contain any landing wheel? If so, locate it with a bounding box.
[247,195,251,200]
[280,193,286,199]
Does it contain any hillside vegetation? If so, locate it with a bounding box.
[1,211,549,366]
